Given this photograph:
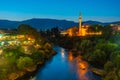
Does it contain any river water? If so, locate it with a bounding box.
[31,46,101,80]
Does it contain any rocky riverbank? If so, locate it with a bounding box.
[7,51,57,80]
[91,67,105,76]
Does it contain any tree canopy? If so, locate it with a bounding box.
[18,24,39,39]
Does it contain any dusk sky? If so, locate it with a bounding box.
[0,0,120,22]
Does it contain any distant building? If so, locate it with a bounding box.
[0,28,17,34]
[61,14,102,37]
[110,24,120,34]
[60,26,78,37]
[0,30,5,34]
[0,28,35,46]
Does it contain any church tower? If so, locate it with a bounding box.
[79,13,82,36]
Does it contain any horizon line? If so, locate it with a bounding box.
[0,17,120,23]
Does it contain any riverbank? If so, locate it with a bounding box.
[72,50,105,77]
[8,50,57,80]
[91,67,105,76]
[65,48,104,77]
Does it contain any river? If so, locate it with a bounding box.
[31,46,101,80]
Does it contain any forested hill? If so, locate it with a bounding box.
[0,18,120,30]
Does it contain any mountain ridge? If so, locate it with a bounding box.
[0,18,120,30]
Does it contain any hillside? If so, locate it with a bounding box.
[0,18,120,30]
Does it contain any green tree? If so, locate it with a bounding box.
[95,42,118,58]
[102,25,113,39]
[51,27,60,37]
[114,55,120,69]
[18,24,39,39]
[17,57,33,69]
[104,61,114,72]
[79,39,92,53]
[87,24,103,33]
[89,49,106,65]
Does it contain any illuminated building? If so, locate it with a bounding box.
[78,13,82,36]
[61,13,102,36]
[78,13,102,36]
[60,26,78,37]
[110,24,120,34]
[0,34,35,46]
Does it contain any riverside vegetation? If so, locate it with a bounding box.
[41,25,120,80]
[0,24,56,80]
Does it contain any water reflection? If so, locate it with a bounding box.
[76,56,90,80]
[33,47,101,80]
[61,48,65,58]
[68,52,95,80]
[68,51,74,61]
[71,54,95,80]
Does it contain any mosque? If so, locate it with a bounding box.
[60,14,102,37]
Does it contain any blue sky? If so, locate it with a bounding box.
[0,0,120,22]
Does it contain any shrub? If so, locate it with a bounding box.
[17,57,33,69]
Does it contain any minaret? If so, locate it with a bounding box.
[79,13,82,36]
